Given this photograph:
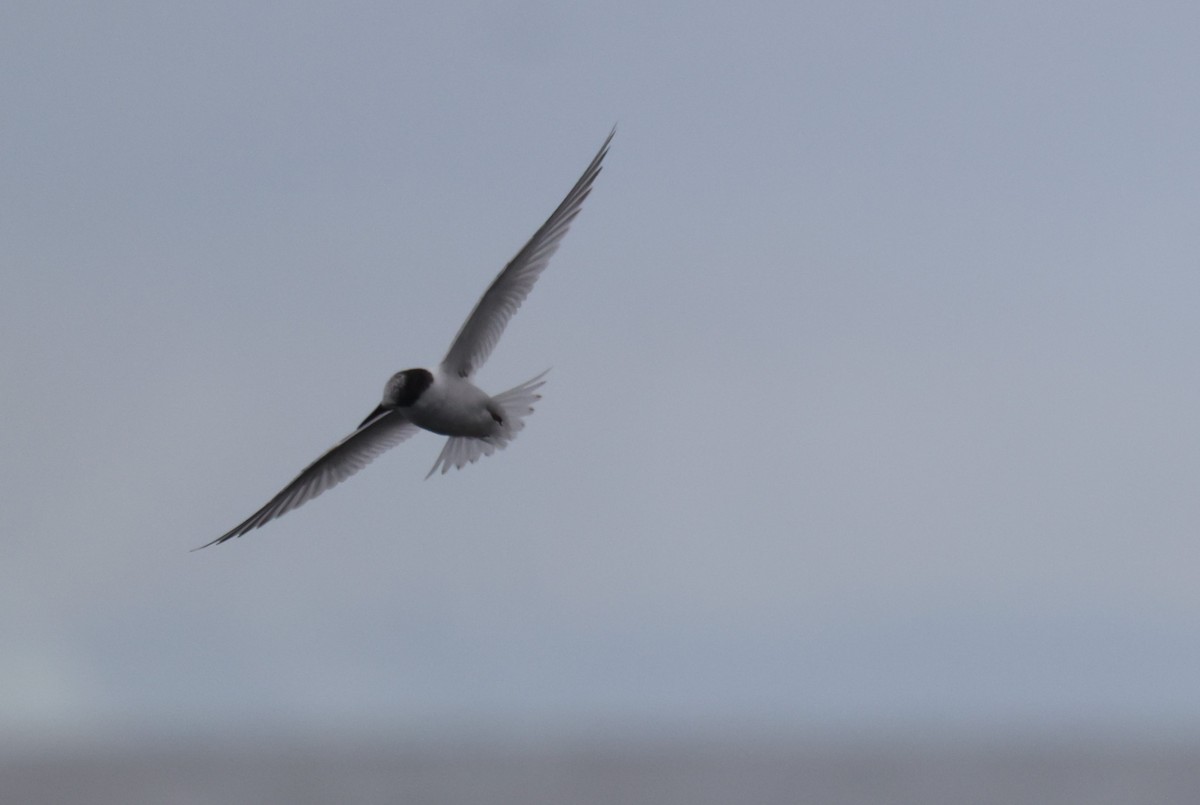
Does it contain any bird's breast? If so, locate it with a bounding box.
[406,376,499,438]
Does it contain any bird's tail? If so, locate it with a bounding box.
[425,370,549,478]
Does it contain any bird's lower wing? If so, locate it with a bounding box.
[198,410,418,549]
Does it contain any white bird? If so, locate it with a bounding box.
[200,129,613,548]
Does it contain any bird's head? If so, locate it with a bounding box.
[358,368,434,430]
[382,368,434,408]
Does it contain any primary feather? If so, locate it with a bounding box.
[440,128,614,379]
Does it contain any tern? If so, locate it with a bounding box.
[200,129,613,548]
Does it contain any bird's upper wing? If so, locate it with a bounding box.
[198,410,418,548]
[439,128,614,379]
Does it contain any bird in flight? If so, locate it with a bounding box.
[200,129,613,549]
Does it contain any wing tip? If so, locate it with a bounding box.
[191,533,234,551]
[193,524,249,551]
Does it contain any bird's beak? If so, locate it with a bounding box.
[357,403,389,430]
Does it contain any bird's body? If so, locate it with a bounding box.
[387,370,499,438]
[200,129,613,548]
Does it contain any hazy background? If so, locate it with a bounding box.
[3,0,1200,778]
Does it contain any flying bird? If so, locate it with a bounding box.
[200,129,613,548]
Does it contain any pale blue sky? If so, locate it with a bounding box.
[3,2,1200,742]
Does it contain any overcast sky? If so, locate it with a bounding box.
[3,2,1200,743]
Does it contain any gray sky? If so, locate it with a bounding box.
[3,2,1200,742]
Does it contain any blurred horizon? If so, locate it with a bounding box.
[6,724,1200,805]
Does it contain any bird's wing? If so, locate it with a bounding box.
[198,410,419,548]
[439,128,614,379]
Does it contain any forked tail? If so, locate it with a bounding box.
[425,370,549,478]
